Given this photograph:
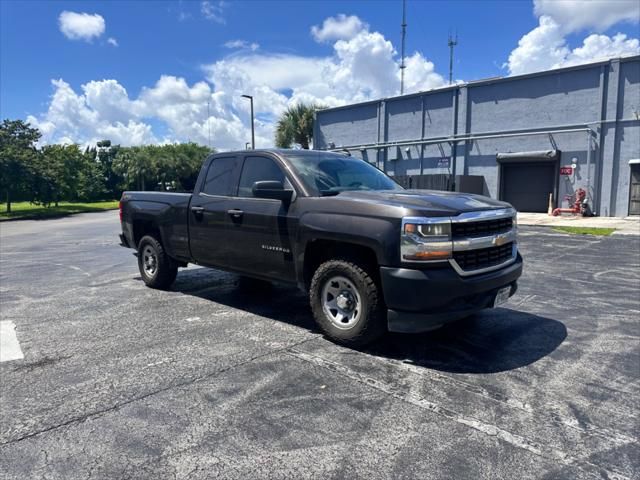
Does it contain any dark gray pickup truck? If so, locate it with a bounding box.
[119,149,522,346]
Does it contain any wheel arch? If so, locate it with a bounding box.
[302,239,379,290]
[132,218,162,248]
[296,212,397,290]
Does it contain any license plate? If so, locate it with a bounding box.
[493,286,511,307]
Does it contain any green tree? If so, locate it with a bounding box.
[0,120,41,213]
[112,146,157,191]
[96,140,123,198]
[112,143,211,192]
[35,144,85,206]
[274,103,324,149]
[76,147,107,202]
[165,143,211,191]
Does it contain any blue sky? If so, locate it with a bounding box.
[1,0,638,149]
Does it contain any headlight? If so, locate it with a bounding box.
[401,217,452,261]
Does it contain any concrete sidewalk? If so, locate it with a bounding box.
[517,212,640,235]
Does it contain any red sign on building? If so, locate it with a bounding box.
[560,166,573,175]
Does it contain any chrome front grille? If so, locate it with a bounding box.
[453,242,515,271]
[451,217,512,238]
[450,208,518,276]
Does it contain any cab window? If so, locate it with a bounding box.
[238,156,285,198]
[202,157,237,196]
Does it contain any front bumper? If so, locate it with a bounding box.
[380,254,523,333]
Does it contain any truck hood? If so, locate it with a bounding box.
[333,189,512,216]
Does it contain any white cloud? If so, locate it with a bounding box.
[201,1,226,24]
[27,79,156,147]
[58,11,105,41]
[82,80,137,123]
[506,1,640,76]
[107,37,118,47]
[29,15,445,150]
[534,0,640,33]
[311,14,367,43]
[224,40,259,51]
[564,33,639,66]
[336,31,402,96]
[402,52,447,94]
[206,28,445,114]
[26,77,256,150]
[207,54,328,91]
[506,16,569,76]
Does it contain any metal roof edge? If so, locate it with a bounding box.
[317,55,640,115]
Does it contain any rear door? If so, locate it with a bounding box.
[189,155,241,268]
[225,154,297,281]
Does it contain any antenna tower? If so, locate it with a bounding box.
[400,0,407,95]
[448,31,458,85]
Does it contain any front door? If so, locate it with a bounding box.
[629,164,640,216]
[225,155,296,281]
[189,155,240,268]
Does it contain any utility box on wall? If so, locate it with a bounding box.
[455,175,486,195]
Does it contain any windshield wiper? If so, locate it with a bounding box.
[319,190,341,197]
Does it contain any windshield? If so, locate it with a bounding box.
[285,152,403,196]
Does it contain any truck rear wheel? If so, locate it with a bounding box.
[137,235,178,290]
[310,259,386,347]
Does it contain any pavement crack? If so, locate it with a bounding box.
[0,337,313,447]
[286,348,633,480]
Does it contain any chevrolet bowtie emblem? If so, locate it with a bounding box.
[494,235,509,247]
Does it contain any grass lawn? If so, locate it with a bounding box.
[552,226,616,236]
[0,201,119,221]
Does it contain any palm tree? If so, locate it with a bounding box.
[275,103,324,149]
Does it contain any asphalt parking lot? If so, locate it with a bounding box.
[0,211,638,479]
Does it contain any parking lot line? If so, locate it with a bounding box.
[0,321,24,362]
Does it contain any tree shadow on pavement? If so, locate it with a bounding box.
[171,267,566,374]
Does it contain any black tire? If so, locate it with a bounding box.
[310,259,386,347]
[137,235,178,290]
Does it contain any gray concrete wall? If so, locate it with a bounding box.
[315,56,640,216]
[613,61,640,216]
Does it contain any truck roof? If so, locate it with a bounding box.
[213,148,347,157]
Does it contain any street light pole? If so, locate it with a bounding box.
[241,94,255,149]
[207,100,211,148]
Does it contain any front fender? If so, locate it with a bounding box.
[295,212,400,286]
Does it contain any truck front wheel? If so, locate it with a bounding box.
[137,235,178,290]
[310,259,386,347]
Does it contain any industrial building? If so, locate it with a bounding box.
[314,55,640,217]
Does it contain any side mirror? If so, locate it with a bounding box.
[252,180,293,201]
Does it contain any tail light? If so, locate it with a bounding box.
[119,201,123,222]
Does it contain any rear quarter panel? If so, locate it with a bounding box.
[121,193,192,261]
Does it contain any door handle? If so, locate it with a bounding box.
[227,209,244,218]
[191,206,204,215]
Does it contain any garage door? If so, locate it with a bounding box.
[501,162,555,212]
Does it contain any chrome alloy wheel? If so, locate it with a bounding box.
[142,245,158,277]
[321,276,362,329]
